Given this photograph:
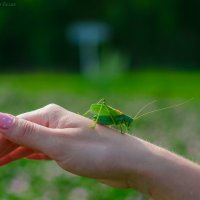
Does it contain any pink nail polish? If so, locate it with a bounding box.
[0,113,14,129]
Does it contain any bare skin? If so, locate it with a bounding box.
[0,104,200,200]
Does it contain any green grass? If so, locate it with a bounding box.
[0,71,200,200]
[0,70,200,97]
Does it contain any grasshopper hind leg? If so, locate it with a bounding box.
[90,104,103,129]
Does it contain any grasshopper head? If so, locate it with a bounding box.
[124,115,133,127]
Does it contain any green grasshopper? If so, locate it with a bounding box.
[84,98,192,134]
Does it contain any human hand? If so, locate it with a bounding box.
[1,104,200,200]
[0,104,149,189]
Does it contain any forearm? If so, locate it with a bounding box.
[124,136,200,200]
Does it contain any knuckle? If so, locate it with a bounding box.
[21,121,36,137]
[45,103,59,109]
[42,104,62,117]
[41,104,68,127]
[44,103,62,112]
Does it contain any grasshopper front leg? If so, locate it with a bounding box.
[119,124,123,134]
[83,110,90,117]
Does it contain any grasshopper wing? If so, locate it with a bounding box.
[90,104,110,115]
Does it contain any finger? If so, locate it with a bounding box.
[0,113,62,156]
[0,134,19,158]
[26,153,51,160]
[17,109,48,127]
[97,179,129,189]
[0,109,44,159]
[17,104,69,128]
[0,146,34,166]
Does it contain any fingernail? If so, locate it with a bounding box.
[0,113,14,129]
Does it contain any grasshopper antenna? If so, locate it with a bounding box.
[97,98,106,104]
[134,100,157,119]
[133,98,193,120]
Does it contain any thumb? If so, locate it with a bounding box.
[0,112,57,154]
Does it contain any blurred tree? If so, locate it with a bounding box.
[0,0,199,71]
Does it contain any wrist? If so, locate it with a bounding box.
[119,136,157,192]
[104,133,154,190]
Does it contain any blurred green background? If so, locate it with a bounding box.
[0,1,200,200]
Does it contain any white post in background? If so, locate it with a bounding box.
[68,22,110,77]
